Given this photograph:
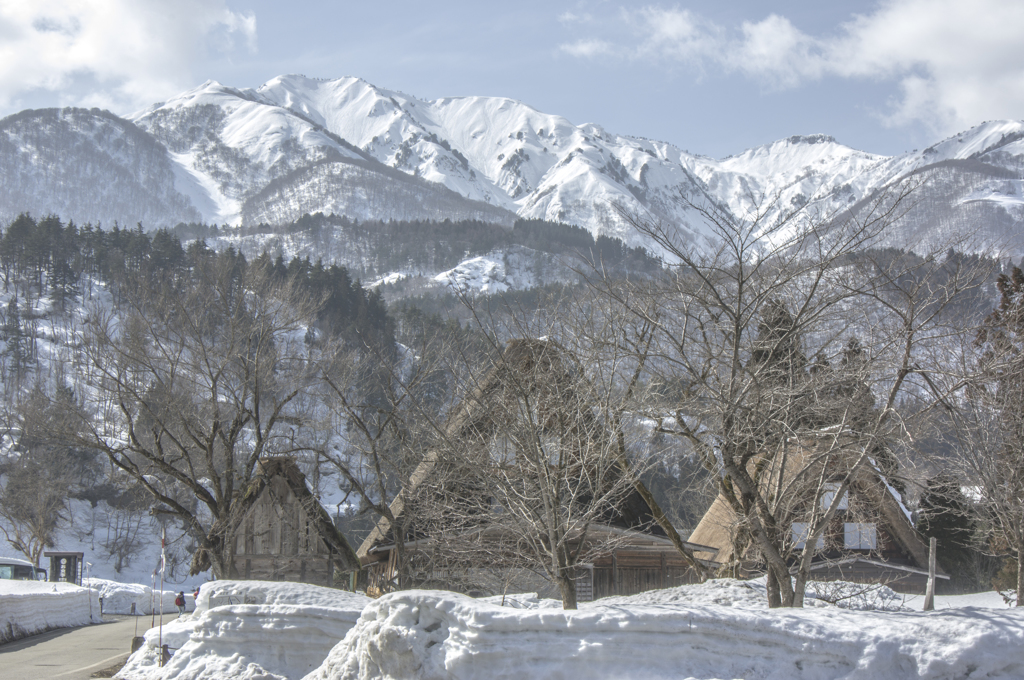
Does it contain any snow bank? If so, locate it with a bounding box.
[307,589,1024,680]
[117,581,370,680]
[85,578,194,615]
[195,579,369,613]
[0,580,102,643]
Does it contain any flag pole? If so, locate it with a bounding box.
[158,527,166,666]
[150,569,156,630]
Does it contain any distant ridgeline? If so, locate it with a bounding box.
[0,213,396,356]
[167,213,663,280]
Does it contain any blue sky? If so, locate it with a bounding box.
[1,0,1022,158]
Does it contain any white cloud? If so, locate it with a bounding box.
[0,0,257,114]
[559,0,1024,135]
[561,38,616,58]
[558,11,592,25]
[632,6,722,65]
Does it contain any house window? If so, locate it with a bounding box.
[844,523,877,550]
[821,483,848,511]
[792,523,824,549]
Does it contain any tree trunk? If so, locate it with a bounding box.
[1017,542,1023,607]
[792,571,807,608]
[792,541,820,609]
[766,569,782,608]
[557,570,578,610]
[767,563,795,607]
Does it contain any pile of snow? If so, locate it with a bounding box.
[476,592,562,609]
[194,580,369,613]
[117,581,370,680]
[84,578,195,615]
[308,588,1024,680]
[598,578,781,609]
[0,580,102,643]
[904,589,1013,611]
[484,579,908,612]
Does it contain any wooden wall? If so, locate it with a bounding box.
[589,549,701,599]
[231,475,338,586]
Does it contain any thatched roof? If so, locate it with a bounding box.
[191,457,360,574]
[358,339,706,574]
[688,433,937,573]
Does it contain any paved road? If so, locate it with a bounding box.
[0,615,161,680]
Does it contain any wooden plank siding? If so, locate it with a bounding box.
[231,469,341,586]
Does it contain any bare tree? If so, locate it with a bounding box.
[0,386,96,566]
[314,310,475,590]
[585,189,986,606]
[65,257,324,578]
[428,337,647,608]
[950,265,1024,605]
[0,448,75,566]
[405,285,708,610]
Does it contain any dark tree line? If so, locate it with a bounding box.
[0,213,397,385]
[194,212,662,277]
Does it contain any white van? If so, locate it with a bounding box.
[0,556,47,580]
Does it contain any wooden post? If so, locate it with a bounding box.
[612,552,619,596]
[923,537,936,611]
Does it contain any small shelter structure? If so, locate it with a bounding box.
[44,551,83,585]
[195,457,360,586]
[358,339,715,600]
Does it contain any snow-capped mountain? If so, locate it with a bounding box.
[128,80,514,227]
[1,74,1022,257]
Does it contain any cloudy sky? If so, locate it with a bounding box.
[1,0,1021,158]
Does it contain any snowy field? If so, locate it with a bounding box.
[102,578,1024,680]
[0,580,102,643]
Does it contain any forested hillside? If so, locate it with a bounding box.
[0,207,1020,607]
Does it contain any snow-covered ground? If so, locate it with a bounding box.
[101,578,1024,680]
[0,580,102,643]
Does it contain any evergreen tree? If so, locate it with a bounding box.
[2,298,29,384]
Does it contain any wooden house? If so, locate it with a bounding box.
[688,433,947,594]
[208,457,360,586]
[358,339,715,601]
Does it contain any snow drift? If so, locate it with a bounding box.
[307,588,1024,680]
[0,580,102,643]
[116,580,370,680]
[85,578,195,615]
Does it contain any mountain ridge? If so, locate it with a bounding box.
[2,75,1022,256]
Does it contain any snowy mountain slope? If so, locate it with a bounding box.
[127,80,516,228]
[255,75,713,244]
[249,75,1024,254]
[671,121,1024,255]
[129,81,369,225]
[686,134,885,226]
[1,75,1022,256]
[239,156,515,226]
[0,108,202,227]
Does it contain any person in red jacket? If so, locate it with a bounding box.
[175,591,186,617]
